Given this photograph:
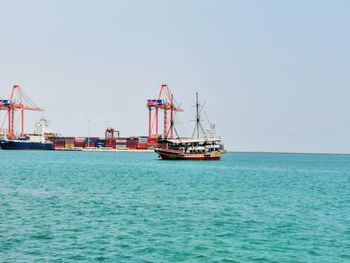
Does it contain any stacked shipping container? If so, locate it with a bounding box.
[65,137,75,149]
[137,136,148,149]
[105,138,116,148]
[48,137,65,149]
[96,139,106,148]
[48,135,154,150]
[85,137,98,148]
[104,138,128,149]
[126,137,138,149]
[116,138,127,150]
[147,137,158,147]
[74,137,85,148]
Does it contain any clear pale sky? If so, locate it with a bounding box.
[0,0,349,153]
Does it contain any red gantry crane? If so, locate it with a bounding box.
[105,128,120,138]
[0,85,43,139]
[147,84,183,142]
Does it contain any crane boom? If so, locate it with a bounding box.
[147,83,183,140]
[0,85,43,139]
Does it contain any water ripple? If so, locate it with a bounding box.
[0,151,349,262]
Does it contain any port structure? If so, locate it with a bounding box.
[0,85,43,139]
[147,84,183,140]
[105,128,120,138]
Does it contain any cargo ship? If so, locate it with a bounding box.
[0,119,54,150]
[155,93,223,160]
[0,137,54,150]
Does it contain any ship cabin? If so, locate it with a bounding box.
[161,138,221,154]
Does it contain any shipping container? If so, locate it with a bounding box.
[65,139,75,145]
[74,141,85,148]
[137,143,147,149]
[116,137,128,141]
[127,146,137,150]
[116,145,127,150]
[65,143,74,149]
[105,138,117,146]
[106,144,116,149]
[96,140,106,148]
[85,138,98,143]
[85,142,96,148]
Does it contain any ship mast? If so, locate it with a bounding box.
[196,92,200,139]
[192,92,206,139]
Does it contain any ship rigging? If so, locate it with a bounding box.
[155,92,223,160]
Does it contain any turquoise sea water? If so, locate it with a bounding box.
[0,151,349,262]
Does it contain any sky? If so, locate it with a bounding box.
[0,0,349,153]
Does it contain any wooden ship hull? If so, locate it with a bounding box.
[155,149,221,160]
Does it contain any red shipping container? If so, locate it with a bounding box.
[127,146,137,150]
[85,142,96,148]
[106,138,117,145]
[137,143,147,149]
[106,142,116,148]
[74,141,85,148]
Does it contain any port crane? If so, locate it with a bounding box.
[0,85,43,139]
[147,84,183,140]
[105,128,120,138]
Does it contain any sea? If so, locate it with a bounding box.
[0,151,349,262]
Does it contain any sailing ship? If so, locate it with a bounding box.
[155,93,223,160]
